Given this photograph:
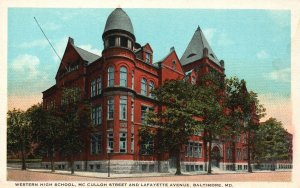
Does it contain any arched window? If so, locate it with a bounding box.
[108,67,114,87]
[149,81,154,98]
[120,66,127,87]
[141,78,147,95]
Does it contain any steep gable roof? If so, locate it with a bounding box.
[73,46,101,65]
[180,26,220,66]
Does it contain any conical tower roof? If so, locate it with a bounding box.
[103,8,134,37]
[180,26,220,66]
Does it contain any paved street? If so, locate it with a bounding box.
[7,168,291,182]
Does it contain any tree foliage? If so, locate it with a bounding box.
[146,80,201,175]
[253,118,290,169]
[27,103,63,172]
[7,109,32,170]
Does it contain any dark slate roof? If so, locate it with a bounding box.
[104,8,134,36]
[180,26,220,66]
[74,46,101,65]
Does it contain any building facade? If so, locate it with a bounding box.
[42,8,257,173]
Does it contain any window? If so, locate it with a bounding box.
[107,133,114,153]
[243,148,248,160]
[91,106,102,126]
[108,36,115,47]
[120,37,128,48]
[226,147,232,160]
[120,67,127,87]
[120,96,127,120]
[186,142,193,157]
[172,61,176,70]
[107,97,114,119]
[193,143,202,158]
[140,138,154,155]
[237,148,241,160]
[141,106,147,125]
[91,80,96,97]
[108,67,114,87]
[91,77,101,97]
[131,100,134,122]
[149,81,155,98]
[131,70,134,89]
[119,133,127,153]
[115,37,120,46]
[90,133,102,155]
[97,77,102,95]
[141,78,147,95]
[145,53,150,63]
[131,133,134,153]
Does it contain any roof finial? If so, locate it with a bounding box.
[196,25,201,31]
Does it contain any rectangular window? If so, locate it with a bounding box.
[243,134,247,144]
[141,106,147,125]
[91,106,102,126]
[140,139,154,155]
[131,133,134,153]
[119,133,127,153]
[131,100,134,122]
[107,133,114,153]
[145,53,150,63]
[243,148,248,160]
[90,134,102,155]
[226,147,232,160]
[97,77,102,95]
[107,97,114,120]
[91,80,96,97]
[193,143,202,158]
[120,96,127,120]
[237,148,241,160]
[141,106,153,125]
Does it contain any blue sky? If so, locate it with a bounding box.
[7,8,291,130]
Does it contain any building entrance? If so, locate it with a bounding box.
[211,146,221,168]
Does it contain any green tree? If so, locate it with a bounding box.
[240,91,265,172]
[224,77,249,171]
[7,109,32,170]
[253,118,290,170]
[57,87,86,174]
[146,80,201,175]
[197,73,227,174]
[27,103,63,172]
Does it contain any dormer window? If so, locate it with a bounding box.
[172,61,176,70]
[145,53,151,64]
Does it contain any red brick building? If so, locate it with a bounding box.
[42,8,253,173]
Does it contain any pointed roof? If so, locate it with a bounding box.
[103,8,134,37]
[180,26,220,66]
[73,46,100,65]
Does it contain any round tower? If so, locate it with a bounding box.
[102,8,135,51]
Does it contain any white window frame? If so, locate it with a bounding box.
[107,97,114,120]
[119,133,127,153]
[141,78,147,96]
[108,67,114,87]
[90,133,102,155]
[120,96,127,120]
[120,66,127,87]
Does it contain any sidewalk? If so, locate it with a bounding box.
[7,167,292,179]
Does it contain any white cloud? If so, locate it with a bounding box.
[264,67,291,83]
[18,39,48,49]
[256,50,269,60]
[78,44,102,55]
[11,54,40,79]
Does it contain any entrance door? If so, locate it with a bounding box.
[211,146,221,168]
